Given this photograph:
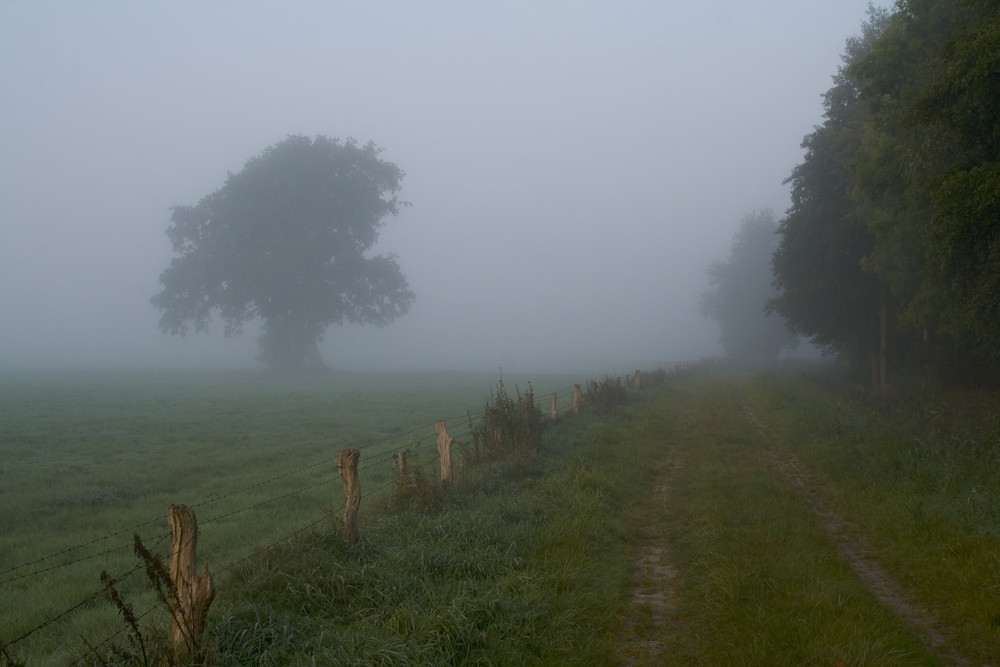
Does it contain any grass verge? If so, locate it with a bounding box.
[192,400,665,665]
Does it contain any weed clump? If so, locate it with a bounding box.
[582,377,630,413]
[388,449,442,510]
[473,380,546,457]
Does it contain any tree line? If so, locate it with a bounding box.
[704,1,1000,387]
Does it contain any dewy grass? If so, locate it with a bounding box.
[8,365,998,664]
[204,407,655,665]
[746,372,1000,663]
[628,377,940,665]
[0,369,581,664]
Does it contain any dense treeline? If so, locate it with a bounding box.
[770,0,1000,387]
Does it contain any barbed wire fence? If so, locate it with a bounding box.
[0,374,656,664]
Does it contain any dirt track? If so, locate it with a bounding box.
[743,405,973,667]
[619,404,978,666]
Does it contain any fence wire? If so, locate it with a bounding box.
[2,374,621,660]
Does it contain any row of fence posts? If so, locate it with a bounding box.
[158,370,652,662]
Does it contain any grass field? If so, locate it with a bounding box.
[0,369,581,664]
[5,365,1000,665]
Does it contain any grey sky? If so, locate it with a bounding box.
[1,2,882,373]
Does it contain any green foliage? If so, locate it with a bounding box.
[777,1,1000,383]
[702,209,797,365]
[770,7,889,381]
[150,135,415,370]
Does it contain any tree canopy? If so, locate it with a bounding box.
[770,6,890,383]
[772,0,1000,385]
[151,135,415,370]
[852,0,1000,372]
[702,209,798,366]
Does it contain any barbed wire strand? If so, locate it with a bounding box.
[6,378,590,657]
[1,419,449,583]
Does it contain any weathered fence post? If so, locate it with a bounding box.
[336,448,362,545]
[396,449,410,488]
[634,369,642,389]
[166,504,215,665]
[436,420,455,486]
[550,392,558,419]
[572,384,583,414]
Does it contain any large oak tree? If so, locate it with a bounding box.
[151,135,415,370]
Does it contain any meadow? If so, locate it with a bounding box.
[5,365,1000,665]
[0,369,581,663]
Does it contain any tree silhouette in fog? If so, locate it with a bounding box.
[701,209,797,365]
[151,135,415,370]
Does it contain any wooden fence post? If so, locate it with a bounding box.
[166,504,215,665]
[634,369,642,389]
[396,450,410,488]
[550,392,558,419]
[572,384,583,414]
[436,420,455,486]
[336,449,362,545]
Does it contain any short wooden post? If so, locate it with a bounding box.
[572,384,583,414]
[166,504,215,665]
[396,449,410,488]
[550,392,558,419]
[634,369,642,389]
[436,420,455,486]
[336,449,362,545]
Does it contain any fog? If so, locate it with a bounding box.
[1,2,880,374]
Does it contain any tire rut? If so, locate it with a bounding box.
[619,413,693,665]
[741,405,976,667]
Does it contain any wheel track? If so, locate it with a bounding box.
[741,405,977,667]
[619,412,693,665]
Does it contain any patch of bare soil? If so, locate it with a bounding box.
[619,468,676,664]
[619,413,693,665]
[741,406,976,667]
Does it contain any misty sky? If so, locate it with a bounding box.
[1,2,883,374]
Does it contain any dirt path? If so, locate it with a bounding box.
[741,405,976,667]
[618,413,693,665]
[619,460,677,664]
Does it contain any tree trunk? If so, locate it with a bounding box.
[305,335,325,370]
[879,291,888,391]
[258,317,326,371]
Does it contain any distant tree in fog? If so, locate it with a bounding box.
[701,209,797,365]
[151,135,415,371]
